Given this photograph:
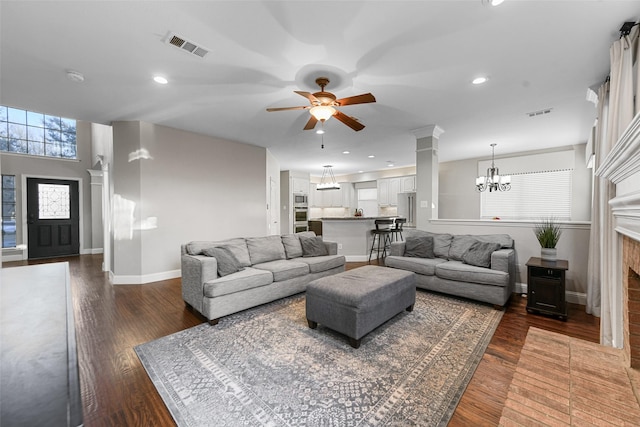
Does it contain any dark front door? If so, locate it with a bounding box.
[27,178,79,259]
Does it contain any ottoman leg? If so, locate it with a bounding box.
[307,319,317,329]
[406,304,414,312]
[348,337,361,349]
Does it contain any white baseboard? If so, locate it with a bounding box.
[81,248,103,255]
[2,253,25,262]
[344,255,371,262]
[111,269,181,285]
[515,283,586,306]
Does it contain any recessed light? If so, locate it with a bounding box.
[153,76,168,84]
[342,151,350,155]
[368,155,375,158]
[316,129,325,134]
[358,170,364,173]
[472,76,488,85]
[387,163,395,167]
[491,0,505,5]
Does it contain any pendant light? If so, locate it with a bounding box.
[475,143,511,192]
[317,165,341,191]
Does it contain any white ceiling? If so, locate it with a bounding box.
[1,1,638,177]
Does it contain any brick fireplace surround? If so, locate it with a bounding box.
[624,236,640,369]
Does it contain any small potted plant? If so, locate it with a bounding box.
[534,217,562,261]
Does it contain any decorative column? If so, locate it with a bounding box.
[413,125,444,229]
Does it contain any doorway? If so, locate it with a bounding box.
[26,178,80,259]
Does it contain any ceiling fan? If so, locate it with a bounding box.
[267,77,376,132]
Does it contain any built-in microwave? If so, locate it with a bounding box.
[294,194,308,206]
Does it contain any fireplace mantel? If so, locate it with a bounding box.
[598,112,640,241]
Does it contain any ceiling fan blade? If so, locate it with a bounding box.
[303,115,318,130]
[334,110,365,131]
[336,93,376,106]
[266,106,309,112]
[294,90,320,104]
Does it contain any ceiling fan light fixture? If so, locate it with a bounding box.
[310,105,336,122]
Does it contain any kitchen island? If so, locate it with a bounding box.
[316,217,397,262]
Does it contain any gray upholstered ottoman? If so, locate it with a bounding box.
[306,265,416,348]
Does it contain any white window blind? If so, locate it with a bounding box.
[480,169,572,220]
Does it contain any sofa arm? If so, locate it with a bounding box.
[323,241,338,255]
[491,248,516,291]
[181,254,218,313]
[390,241,405,256]
[491,248,513,273]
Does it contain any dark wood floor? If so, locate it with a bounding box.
[3,255,600,426]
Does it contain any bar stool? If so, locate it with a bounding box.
[392,218,406,242]
[369,219,394,264]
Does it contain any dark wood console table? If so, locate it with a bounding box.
[1,262,83,426]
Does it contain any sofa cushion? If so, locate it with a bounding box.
[202,246,244,277]
[404,236,434,258]
[203,267,273,298]
[300,236,329,257]
[297,255,345,273]
[187,238,251,268]
[448,235,479,261]
[252,259,309,282]
[246,235,286,265]
[435,261,509,287]
[281,231,316,259]
[385,255,447,276]
[462,241,502,268]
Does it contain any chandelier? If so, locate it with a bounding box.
[475,143,511,192]
[317,165,341,191]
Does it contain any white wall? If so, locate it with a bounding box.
[110,121,268,283]
[437,144,592,221]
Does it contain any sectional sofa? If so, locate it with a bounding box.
[181,231,346,324]
[385,230,516,307]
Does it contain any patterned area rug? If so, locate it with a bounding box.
[135,291,503,426]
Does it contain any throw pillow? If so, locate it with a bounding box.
[404,236,435,258]
[448,235,479,261]
[462,241,502,268]
[202,246,244,277]
[300,236,329,257]
[281,234,304,259]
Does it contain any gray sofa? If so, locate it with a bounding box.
[385,230,516,307]
[181,231,346,324]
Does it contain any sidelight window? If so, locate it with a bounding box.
[2,175,16,248]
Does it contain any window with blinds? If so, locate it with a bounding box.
[480,169,572,220]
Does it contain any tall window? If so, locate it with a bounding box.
[2,175,16,248]
[480,170,573,220]
[0,105,76,159]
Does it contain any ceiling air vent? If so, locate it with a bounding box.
[526,108,553,118]
[165,32,209,58]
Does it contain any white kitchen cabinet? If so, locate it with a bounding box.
[309,183,318,207]
[389,178,401,206]
[378,178,401,206]
[401,175,416,192]
[312,183,353,208]
[292,177,309,194]
[378,179,390,206]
